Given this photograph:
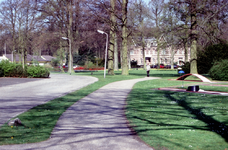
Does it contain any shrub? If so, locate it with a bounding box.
[209,59,228,81]
[0,60,17,77]
[0,67,3,77]
[197,43,228,74]
[14,64,25,77]
[51,58,60,67]
[181,62,190,74]
[84,61,96,70]
[131,60,138,68]
[27,65,50,78]
[0,60,49,78]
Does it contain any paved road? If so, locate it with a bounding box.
[0,77,159,150]
[0,74,98,127]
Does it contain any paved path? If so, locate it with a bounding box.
[0,74,98,127]
[0,77,159,150]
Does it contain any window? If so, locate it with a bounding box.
[141,50,143,55]
[161,58,163,63]
[162,49,166,55]
[130,50,134,55]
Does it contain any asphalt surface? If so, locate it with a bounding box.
[0,74,98,127]
[0,77,159,150]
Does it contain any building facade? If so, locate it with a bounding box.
[130,38,190,66]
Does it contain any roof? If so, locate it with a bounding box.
[3,54,55,63]
[41,55,56,61]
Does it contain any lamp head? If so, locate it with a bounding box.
[62,37,68,40]
[97,30,104,34]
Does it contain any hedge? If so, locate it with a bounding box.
[0,60,50,78]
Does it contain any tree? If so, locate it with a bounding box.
[129,0,148,70]
[121,0,129,75]
[108,0,116,75]
[0,0,19,63]
[169,0,228,74]
[148,0,165,69]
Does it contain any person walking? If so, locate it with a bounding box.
[146,62,150,77]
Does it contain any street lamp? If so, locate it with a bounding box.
[62,37,72,75]
[97,30,108,78]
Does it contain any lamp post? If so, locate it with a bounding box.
[62,37,72,75]
[97,30,108,78]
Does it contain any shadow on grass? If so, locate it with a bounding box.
[0,89,94,145]
[165,93,228,142]
[126,89,228,149]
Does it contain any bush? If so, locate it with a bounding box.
[51,58,60,67]
[209,59,228,81]
[131,60,138,68]
[0,60,16,77]
[14,64,26,77]
[181,62,190,74]
[27,65,50,78]
[197,43,228,74]
[0,60,49,78]
[0,67,3,77]
[84,61,96,70]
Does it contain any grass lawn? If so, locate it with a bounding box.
[126,79,228,150]
[0,69,178,145]
[1,69,228,149]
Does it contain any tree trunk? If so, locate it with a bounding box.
[108,28,114,75]
[190,0,198,74]
[156,38,161,68]
[73,0,80,55]
[128,50,131,69]
[171,45,174,69]
[114,32,118,70]
[108,0,115,75]
[184,42,188,63]
[121,0,129,75]
[184,22,189,63]
[143,46,146,70]
[67,0,73,74]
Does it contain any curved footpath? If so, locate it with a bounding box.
[0,77,160,150]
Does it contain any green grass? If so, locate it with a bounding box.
[200,84,228,92]
[176,83,228,93]
[126,79,228,150]
[0,69,178,145]
[1,69,228,148]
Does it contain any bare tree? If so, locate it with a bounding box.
[169,0,228,74]
[148,0,165,68]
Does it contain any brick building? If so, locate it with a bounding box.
[130,37,190,66]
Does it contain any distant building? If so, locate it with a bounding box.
[1,54,56,65]
[130,37,190,66]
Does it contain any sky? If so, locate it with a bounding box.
[0,0,151,5]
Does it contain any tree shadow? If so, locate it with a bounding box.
[126,89,228,149]
[165,93,228,142]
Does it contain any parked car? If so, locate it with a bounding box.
[63,65,68,68]
[165,65,171,69]
[160,64,165,68]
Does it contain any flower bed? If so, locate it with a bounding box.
[74,67,104,70]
